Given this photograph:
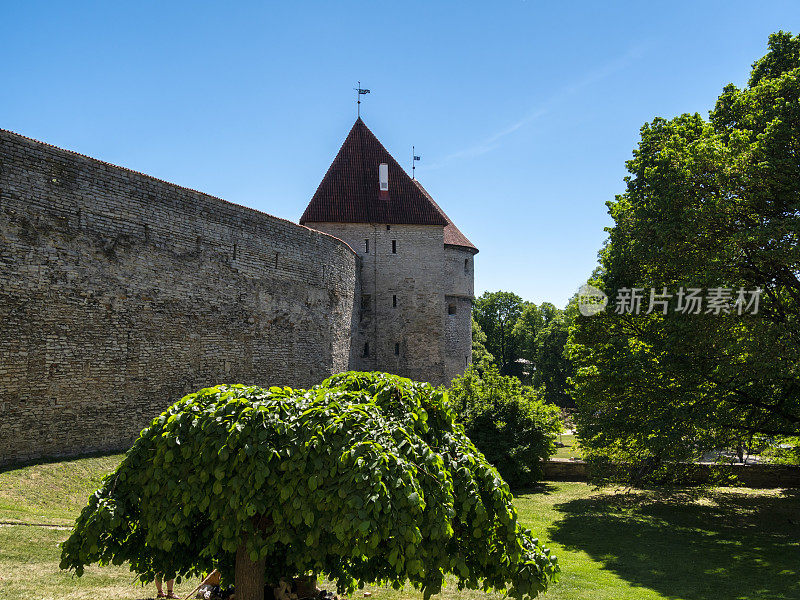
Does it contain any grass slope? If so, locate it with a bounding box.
[0,455,798,600]
[0,454,122,525]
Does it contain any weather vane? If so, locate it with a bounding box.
[354,81,370,118]
[412,146,421,180]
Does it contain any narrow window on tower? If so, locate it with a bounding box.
[363,342,370,357]
[392,240,397,254]
[386,225,391,231]
[392,294,397,308]
[364,239,370,253]
[448,303,457,315]
[379,163,389,191]
[395,342,400,356]
[464,258,469,273]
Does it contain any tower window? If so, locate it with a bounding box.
[392,294,397,307]
[395,342,400,356]
[391,240,397,254]
[363,342,370,357]
[379,163,389,190]
[448,303,457,315]
[465,356,469,366]
[364,239,370,253]
[386,225,391,231]
[464,258,469,273]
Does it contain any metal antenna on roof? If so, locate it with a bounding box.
[354,81,370,118]
[412,146,421,180]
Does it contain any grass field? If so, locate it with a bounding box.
[1,454,798,600]
[552,434,582,460]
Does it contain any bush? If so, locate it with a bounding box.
[758,436,800,465]
[449,367,563,487]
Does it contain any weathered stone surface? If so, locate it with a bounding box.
[0,127,477,467]
[303,222,475,385]
[0,130,358,466]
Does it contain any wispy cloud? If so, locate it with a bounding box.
[428,43,649,169]
[440,107,549,163]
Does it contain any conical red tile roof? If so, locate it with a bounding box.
[412,179,477,253]
[300,119,448,226]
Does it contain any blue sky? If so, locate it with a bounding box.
[3,1,798,307]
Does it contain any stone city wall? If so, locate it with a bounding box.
[0,129,358,466]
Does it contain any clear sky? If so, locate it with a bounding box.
[3,2,798,307]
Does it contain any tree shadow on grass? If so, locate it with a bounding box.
[513,482,559,496]
[548,487,800,600]
[0,449,123,475]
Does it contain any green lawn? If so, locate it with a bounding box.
[1,454,798,600]
[0,453,122,526]
[552,434,582,460]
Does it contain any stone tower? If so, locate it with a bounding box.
[301,118,478,385]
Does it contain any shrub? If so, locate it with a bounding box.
[758,436,800,465]
[449,367,562,487]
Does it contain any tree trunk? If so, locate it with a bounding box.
[235,542,266,600]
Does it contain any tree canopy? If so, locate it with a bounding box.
[514,302,575,407]
[471,316,495,374]
[569,32,800,476]
[473,293,575,407]
[60,372,558,600]
[473,291,524,376]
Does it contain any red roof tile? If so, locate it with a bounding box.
[412,180,478,253]
[300,119,448,227]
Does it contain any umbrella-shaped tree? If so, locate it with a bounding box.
[60,372,559,600]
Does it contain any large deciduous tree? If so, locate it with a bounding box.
[570,32,800,478]
[513,304,548,374]
[60,372,558,600]
[473,291,525,376]
[471,316,495,375]
[515,303,575,407]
